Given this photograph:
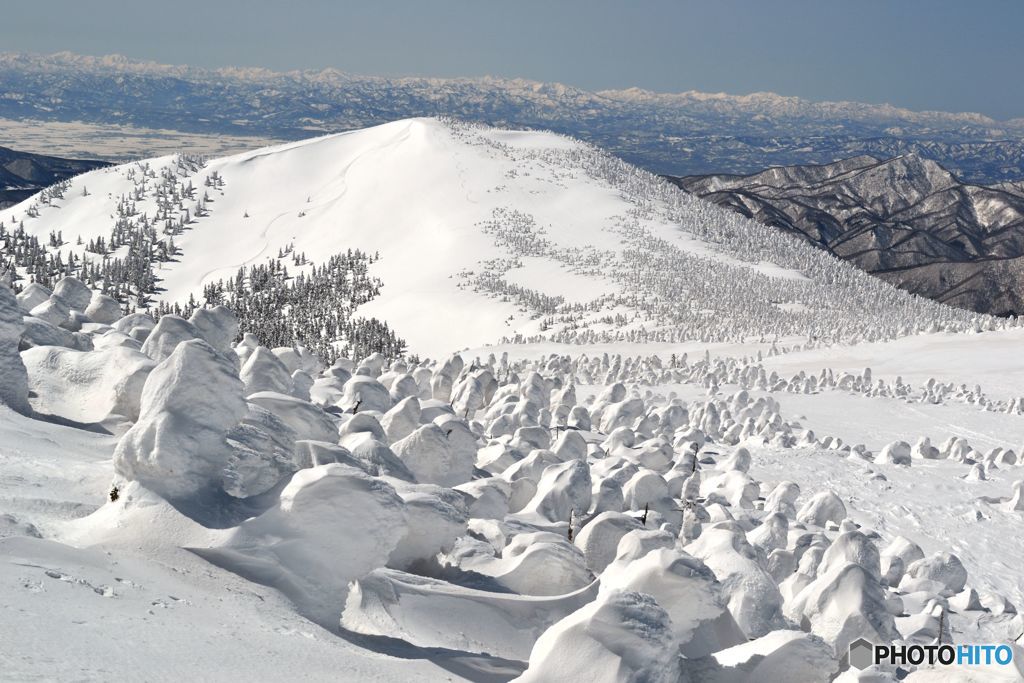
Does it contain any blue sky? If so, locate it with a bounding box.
[5,0,1022,119]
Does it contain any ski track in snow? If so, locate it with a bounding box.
[196,122,414,285]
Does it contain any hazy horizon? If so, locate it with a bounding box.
[2,0,1022,120]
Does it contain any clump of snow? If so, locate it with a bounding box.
[388,487,467,572]
[1007,480,1024,511]
[223,404,299,497]
[84,291,122,325]
[911,436,940,460]
[30,295,70,327]
[15,282,51,312]
[52,276,92,311]
[686,523,789,637]
[903,552,968,595]
[515,589,681,683]
[519,459,591,524]
[600,548,746,657]
[21,313,92,350]
[875,440,912,465]
[380,396,421,443]
[22,345,154,423]
[703,630,838,682]
[455,476,511,520]
[392,424,474,487]
[613,528,675,563]
[338,428,415,481]
[240,346,296,396]
[0,283,30,414]
[246,391,338,443]
[786,553,898,656]
[199,464,407,629]
[344,568,596,661]
[796,490,848,527]
[140,315,201,363]
[476,531,593,596]
[113,339,246,500]
[292,440,359,469]
[339,374,393,413]
[189,306,239,352]
[113,311,155,340]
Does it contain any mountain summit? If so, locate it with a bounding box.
[3,119,987,357]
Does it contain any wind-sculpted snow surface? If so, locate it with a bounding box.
[2,304,1024,680]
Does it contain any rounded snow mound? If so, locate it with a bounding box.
[392,423,475,487]
[515,588,681,683]
[0,283,29,414]
[113,339,246,500]
[198,463,408,629]
[600,548,747,657]
[22,345,155,423]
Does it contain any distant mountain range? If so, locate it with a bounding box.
[672,155,1024,316]
[1,52,1023,183]
[0,146,107,209]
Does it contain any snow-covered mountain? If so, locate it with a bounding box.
[3,118,1024,682]
[1,118,992,359]
[3,51,1024,183]
[673,154,1024,315]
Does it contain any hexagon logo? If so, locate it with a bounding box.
[848,638,874,669]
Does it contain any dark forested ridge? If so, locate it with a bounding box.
[672,154,1024,315]
[0,145,108,209]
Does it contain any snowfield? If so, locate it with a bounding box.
[1,119,1024,682]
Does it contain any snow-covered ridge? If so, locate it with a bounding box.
[2,118,1003,358]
